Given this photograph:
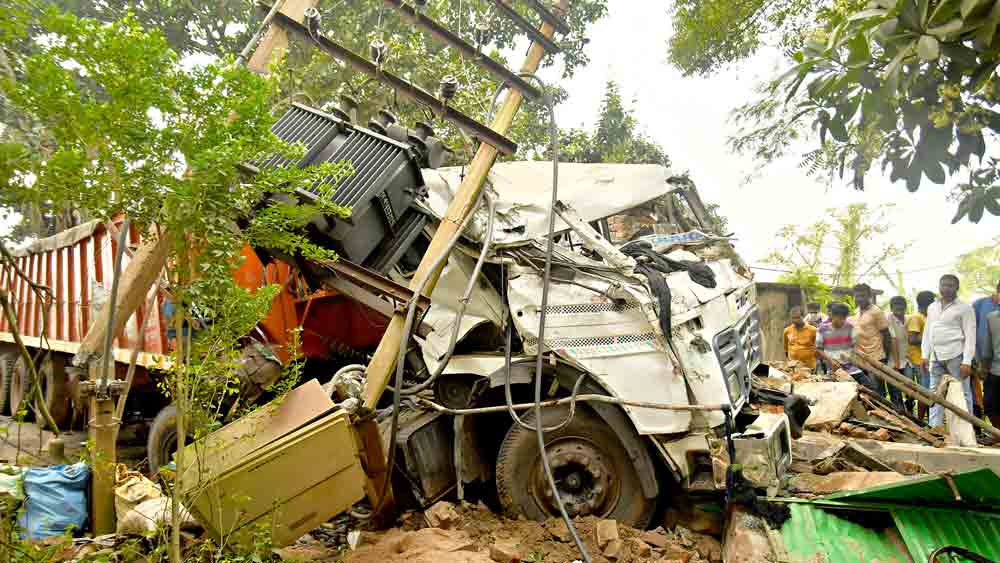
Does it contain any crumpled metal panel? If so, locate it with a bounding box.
[506,265,692,435]
[779,504,912,563]
[893,508,1000,562]
[419,162,675,246]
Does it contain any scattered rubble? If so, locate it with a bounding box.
[336,502,718,563]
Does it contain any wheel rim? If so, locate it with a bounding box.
[531,437,620,518]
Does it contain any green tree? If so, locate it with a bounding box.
[1,0,610,238]
[765,203,908,288]
[556,80,669,165]
[1,4,349,559]
[667,0,844,76]
[957,236,1000,297]
[722,0,1000,223]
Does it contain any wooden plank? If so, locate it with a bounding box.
[247,0,314,73]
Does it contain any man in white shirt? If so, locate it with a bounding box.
[922,274,977,427]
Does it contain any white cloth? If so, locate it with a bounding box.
[922,299,976,364]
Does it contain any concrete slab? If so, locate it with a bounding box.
[788,472,910,494]
[793,382,859,430]
[793,432,1000,474]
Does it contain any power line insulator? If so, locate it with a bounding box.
[474,21,491,46]
[440,75,459,101]
[370,38,388,65]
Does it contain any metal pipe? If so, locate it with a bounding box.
[418,394,729,415]
[266,7,518,155]
[489,0,562,54]
[382,0,541,100]
[522,0,570,34]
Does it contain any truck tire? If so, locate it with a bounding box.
[0,346,17,415]
[9,353,71,427]
[9,355,30,419]
[147,404,180,472]
[39,354,70,428]
[496,404,656,528]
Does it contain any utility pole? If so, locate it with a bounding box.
[354,0,569,518]
[362,0,569,410]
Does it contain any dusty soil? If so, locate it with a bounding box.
[339,502,715,563]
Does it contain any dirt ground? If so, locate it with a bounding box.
[0,416,147,467]
[330,502,720,563]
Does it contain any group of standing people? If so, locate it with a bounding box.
[783,276,1000,432]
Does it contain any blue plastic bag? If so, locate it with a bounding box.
[18,462,90,539]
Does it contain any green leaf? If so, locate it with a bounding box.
[828,115,850,142]
[901,0,924,30]
[962,0,989,19]
[917,35,941,60]
[883,45,913,93]
[969,60,1000,92]
[848,8,891,22]
[952,195,972,222]
[922,159,947,183]
[973,1,1000,48]
[970,197,986,222]
[940,43,980,67]
[848,33,872,65]
[906,166,923,191]
[984,193,1000,216]
[928,18,965,36]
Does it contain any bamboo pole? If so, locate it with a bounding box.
[853,351,1000,440]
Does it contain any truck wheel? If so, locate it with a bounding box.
[496,405,656,528]
[8,353,71,427]
[147,404,180,472]
[9,355,30,419]
[39,354,70,428]
[0,346,17,415]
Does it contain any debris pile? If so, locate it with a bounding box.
[338,501,723,563]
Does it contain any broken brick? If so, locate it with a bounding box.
[595,519,619,549]
[490,540,522,563]
[627,538,652,558]
[639,529,670,548]
[424,501,460,529]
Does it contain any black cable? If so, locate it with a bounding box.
[520,72,592,563]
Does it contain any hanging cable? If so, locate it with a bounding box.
[517,72,593,563]
[372,188,488,514]
[394,193,496,396]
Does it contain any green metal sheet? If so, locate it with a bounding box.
[780,503,912,563]
[825,468,1000,507]
[892,508,1000,562]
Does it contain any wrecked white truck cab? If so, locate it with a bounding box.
[389,162,789,527]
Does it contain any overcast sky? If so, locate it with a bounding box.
[538,0,999,298]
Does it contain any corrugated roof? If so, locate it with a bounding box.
[779,503,911,563]
[825,468,1000,508]
[893,508,1000,562]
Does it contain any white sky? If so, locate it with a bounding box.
[4,1,997,297]
[537,0,999,298]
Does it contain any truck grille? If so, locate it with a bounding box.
[713,306,762,403]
